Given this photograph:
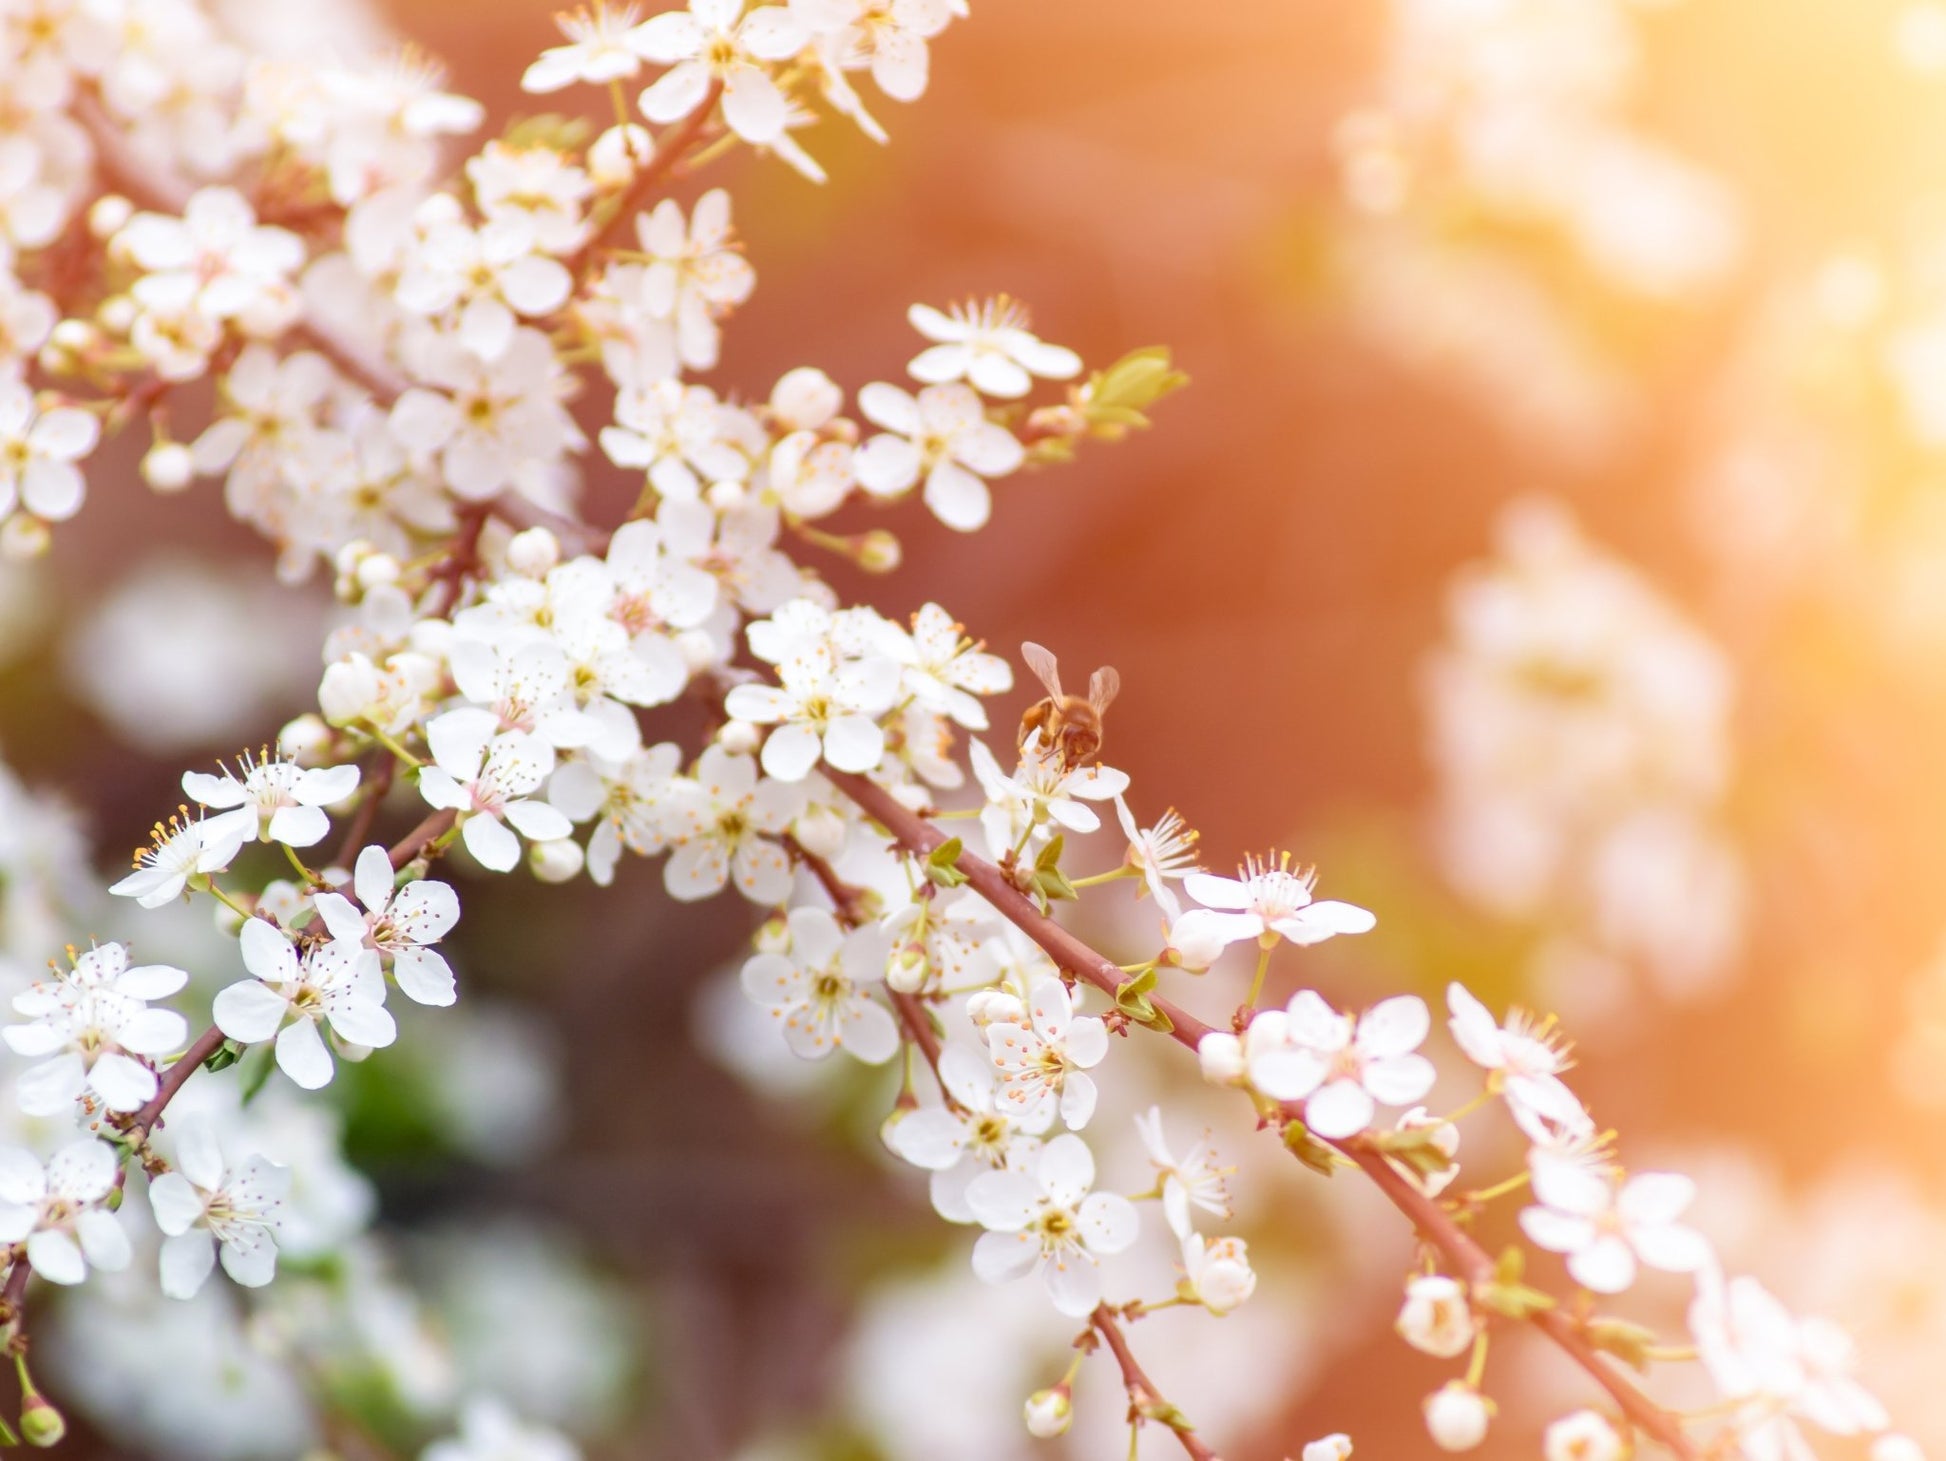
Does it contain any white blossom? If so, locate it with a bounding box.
[907,297,1080,398]
[211,918,397,1091]
[1543,1410,1626,1461]
[0,1139,130,1286]
[311,844,461,1007]
[183,749,360,852]
[522,2,659,92]
[636,0,809,145]
[659,745,804,901]
[985,977,1108,1131]
[740,905,899,1062]
[1520,1167,1711,1294]
[853,381,1024,531]
[886,1041,1049,1222]
[1247,991,1435,1139]
[1178,1230,1255,1315]
[417,709,574,874]
[5,943,188,1115]
[1133,1106,1230,1239]
[147,1119,289,1298]
[1396,1275,1476,1358]
[0,381,97,523]
[1446,981,1590,1137]
[965,1132,1138,1317]
[1172,853,1375,954]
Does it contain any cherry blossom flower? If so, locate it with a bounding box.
[183,749,360,852]
[119,187,304,335]
[659,744,803,902]
[637,189,754,372]
[147,1119,289,1298]
[468,142,594,255]
[4,942,188,1115]
[110,810,247,908]
[212,918,397,1091]
[387,328,574,501]
[0,1140,130,1285]
[740,905,899,1062]
[447,635,599,750]
[1172,852,1376,953]
[724,633,902,780]
[1303,1438,1354,1461]
[892,602,1013,730]
[985,976,1109,1130]
[1133,1106,1230,1238]
[1519,1168,1711,1294]
[1424,1382,1491,1452]
[522,4,657,94]
[969,736,1129,856]
[416,708,574,874]
[636,0,809,145]
[395,211,574,361]
[1178,1230,1256,1315]
[599,379,750,500]
[1396,1275,1476,1358]
[1388,1105,1460,1197]
[1114,797,1199,921]
[886,1041,1049,1222]
[0,381,97,524]
[907,296,1081,398]
[811,0,956,102]
[310,844,461,1007]
[1691,1274,1889,1459]
[1543,1411,1625,1461]
[1445,981,1591,1137]
[1246,991,1436,1139]
[853,381,1024,530]
[965,1132,1138,1317]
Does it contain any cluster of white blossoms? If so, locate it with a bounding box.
[0,0,1915,1458]
[1424,496,1747,1014]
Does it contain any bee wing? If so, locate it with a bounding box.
[1021,641,1064,700]
[1087,665,1121,714]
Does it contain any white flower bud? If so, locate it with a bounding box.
[886,946,929,993]
[355,553,400,592]
[706,478,747,511]
[333,539,376,578]
[1423,1384,1491,1452]
[1390,1106,1460,1197]
[89,194,134,238]
[966,989,1025,1028]
[0,514,50,560]
[1022,1387,1072,1439]
[1197,1031,1246,1085]
[588,123,655,186]
[1167,913,1226,972]
[1396,1276,1476,1358]
[771,366,843,431]
[529,837,585,884]
[1543,1409,1624,1461]
[719,719,762,756]
[857,529,902,574]
[277,714,333,765]
[140,441,195,493]
[97,294,137,333]
[792,802,847,860]
[1873,1437,1926,1461]
[754,914,792,955]
[506,526,560,577]
[1302,1437,1354,1461]
[1181,1233,1256,1315]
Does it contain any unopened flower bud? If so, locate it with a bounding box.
[706,478,746,511]
[1396,1275,1475,1358]
[770,366,842,431]
[530,837,585,884]
[886,946,929,993]
[1543,1409,1624,1461]
[754,914,792,955]
[857,529,901,573]
[1181,1232,1256,1314]
[0,514,50,560]
[1424,1383,1491,1453]
[277,714,333,765]
[719,719,762,756]
[588,123,654,185]
[1166,915,1225,972]
[677,629,721,672]
[506,526,560,576]
[1197,1031,1245,1085]
[140,440,195,493]
[355,553,400,592]
[791,802,846,860]
[97,294,137,333]
[1022,1386,1072,1439]
[20,1392,65,1448]
[1302,1437,1354,1461]
[966,989,1025,1028]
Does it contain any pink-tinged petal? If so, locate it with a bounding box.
[1630,1221,1712,1275]
[1058,1073,1097,1130]
[1011,336,1082,379]
[1285,989,1350,1050]
[20,459,82,520]
[965,1170,1038,1232]
[274,1020,334,1090]
[949,422,1023,476]
[1519,1206,1595,1255]
[839,998,899,1064]
[1362,1052,1435,1107]
[1304,1078,1377,1139]
[1042,1252,1103,1317]
[213,979,289,1043]
[720,65,787,143]
[1078,1192,1139,1255]
[967,351,1032,399]
[907,343,968,384]
[1529,1156,1611,1215]
[1617,1172,1696,1225]
[1356,996,1429,1059]
[923,459,991,532]
[1183,872,1252,910]
[501,254,572,316]
[970,1227,1038,1283]
[1568,1234,1637,1295]
[871,30,931,101]
[887,1108,964,1170]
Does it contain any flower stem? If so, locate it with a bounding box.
[1244,944,1273,1009]
[1071,866,1139,889]
[1462,1170,1531,1206]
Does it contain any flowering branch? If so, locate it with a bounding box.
[1087,1304,1222,1461]
[823,768,1701,1457]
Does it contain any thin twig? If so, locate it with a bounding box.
[1089,1305,1222,1461]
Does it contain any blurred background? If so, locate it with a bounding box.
[7,0,1946,1455]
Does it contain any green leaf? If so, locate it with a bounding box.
[924,837,969,889]
[1113,968,1175,1034]
[1281,1119,1337,1177]
[1476,1280,1556,1321]
[202,1039,245,1074]
[1584,1316,1659,1371]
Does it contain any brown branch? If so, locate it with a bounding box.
[568,82,726,275]
[388,809,457,871]
[130,1024,228,1136]
[1089,1305,1222,1461]
[824,767,1702,1458]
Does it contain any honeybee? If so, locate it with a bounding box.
[1018,641,1120,772]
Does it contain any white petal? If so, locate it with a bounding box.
[159,1230,216,1298]
[1303,1079,1376,1139]
[275,1020,334,1090]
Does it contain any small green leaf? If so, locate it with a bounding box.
[202,1039,245,1074]
[925,837,969,888]
[1584,1316,1659,1372]
[1475,1280,1556,1321]
[1281,1119,1337,1177]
